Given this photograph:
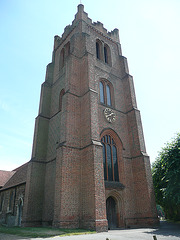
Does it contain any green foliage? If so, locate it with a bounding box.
[152,133,180,221]
[156,204,165,218]
[0,225,95,238]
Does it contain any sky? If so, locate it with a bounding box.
[0,0,180,171]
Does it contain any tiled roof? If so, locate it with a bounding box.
[0,170,15,188]
[0,162,29,191]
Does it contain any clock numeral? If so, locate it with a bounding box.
[104,108,116,123]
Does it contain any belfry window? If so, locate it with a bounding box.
[101,135,119,182]
[104,44,111,64]
[99,80,113,107]
[104,46,108,63]
[96,40,103,60]
[96,40,111,65]
[96,42,100,59]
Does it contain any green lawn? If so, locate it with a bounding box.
[0,225,95,238]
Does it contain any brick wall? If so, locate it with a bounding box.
[22,4,158,230]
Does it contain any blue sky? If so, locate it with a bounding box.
[0,0,180,170]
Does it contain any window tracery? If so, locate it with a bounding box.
[101,135,119,182]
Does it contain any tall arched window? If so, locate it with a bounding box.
[101,135,119,182]
[104,46,108,63]
[59,89,65,111]
[104,44,111,65]
[96,42,100,59]
[99,80,113,107]
[96,40,103,60]
[102,143,107,180]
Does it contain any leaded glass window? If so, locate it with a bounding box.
[101,135,119,181]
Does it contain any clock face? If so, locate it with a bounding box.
[104,108,116,123]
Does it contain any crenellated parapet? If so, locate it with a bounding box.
[54,4,120,50]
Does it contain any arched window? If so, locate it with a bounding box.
[101,135,119,182]
[102,143,107,180]
[104,46,108,63]
[104,44,111,65]
[99,80,113,107]
[96,40,103,60]
[99,81,105,104]
[106,84,111,106]
[96,40,111,65]
[59,89,65,111]
[96,42,100,59]
[59,48,65,69]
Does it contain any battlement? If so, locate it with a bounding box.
[54,4,120,50]
[74,4,120,42]
[92,21,119,41]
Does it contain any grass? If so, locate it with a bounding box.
[0,225,95,238]
[165,219,180,224]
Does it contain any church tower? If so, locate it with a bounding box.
[22,5,158,231]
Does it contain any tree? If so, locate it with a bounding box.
[152,133,180,220]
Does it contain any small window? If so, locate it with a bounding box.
[59,89,65,111]
[99,80,113,107]
[99,81,105,104]
[106,85,111,106]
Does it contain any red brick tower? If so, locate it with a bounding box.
[22,4,158,231]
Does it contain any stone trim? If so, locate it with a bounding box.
[105,181,125,190]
